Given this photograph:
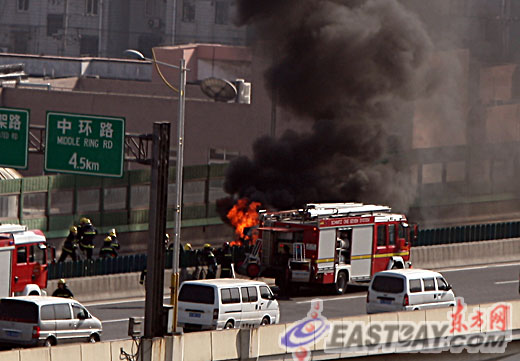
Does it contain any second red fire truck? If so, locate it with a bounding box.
[0,224,54,297]
[246,202,417,294]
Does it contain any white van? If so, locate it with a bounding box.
[178,279,279,331]
[366,269,456,314]
[0,296,102,347]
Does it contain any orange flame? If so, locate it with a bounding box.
[227,198,261,244]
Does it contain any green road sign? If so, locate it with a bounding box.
[0,107,29,169]
[45,112,125,177]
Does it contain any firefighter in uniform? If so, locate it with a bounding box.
[99,229,120,258]
[219,242,234,278]
[58,226,79,262]
[276,245,292,298]
[202,243,217,279]
[52,279,74,298]
[77,217,98,260]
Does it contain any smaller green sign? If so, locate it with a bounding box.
[0,107,29,169]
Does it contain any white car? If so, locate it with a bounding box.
[366,269,456,314]
[178,279,279,331]
[0,296,102,347]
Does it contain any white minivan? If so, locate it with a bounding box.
[178,279,279,331]
[0,296,102,348]
[366,269,456,314]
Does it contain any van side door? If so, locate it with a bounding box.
[240,286,259,327]
[408,278,424,307]
[53,303,74,342]
[72,303,93,341]
[39,304,57,341]
[421,277,437,308]
[220,287,241,328]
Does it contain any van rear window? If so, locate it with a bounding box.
[0,299,38,323]
[371,275,404,293]
[179,285,215,304]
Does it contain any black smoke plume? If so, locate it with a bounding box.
[219,0,436,217]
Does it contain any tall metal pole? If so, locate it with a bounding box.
[171,58,186,332]
[144,122,170,338]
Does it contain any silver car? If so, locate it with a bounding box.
[0,296,102,347]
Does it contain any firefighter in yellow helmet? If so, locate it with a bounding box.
[99,229,120,258]
[77,217,98,260]
[201,243,217,279]
[52,279,74,298]
[58,226,79,262]
[184,243,192,251]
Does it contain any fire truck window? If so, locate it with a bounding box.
[388,224,396,246]
[33,245,45,264]
[399,223,407,239]
[41,305,55,321]
[409,279,422,293]
[16,247,27,264]
[423,278,436,291]
[377,225,386,247]
[28,245,35,263]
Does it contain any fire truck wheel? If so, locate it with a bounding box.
[246,263,260,278]
[335,271,348,295]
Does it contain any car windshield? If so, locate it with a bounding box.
[371,275,405,293]
[178,284,215,304]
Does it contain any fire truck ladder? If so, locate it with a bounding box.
[303,202,391,218]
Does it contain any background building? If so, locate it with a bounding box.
[0,0,247,58]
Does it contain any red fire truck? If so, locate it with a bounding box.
[250,202,416,294]
[0,224,54,297]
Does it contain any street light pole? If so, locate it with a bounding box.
[171,58,186,332]
[124,49,187,335]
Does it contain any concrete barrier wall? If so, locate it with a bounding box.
[2,299,519,361]
[411,238,520,269]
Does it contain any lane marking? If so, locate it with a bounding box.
[494,280,519,285]
[438,261,520,273]
[102,318,134,324]
[84,295,170,307]
[296,294,365,304]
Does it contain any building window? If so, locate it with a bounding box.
[86,0,99,15]
[79,35,99,57]
[18,0,29,11]
[47,14,64,37]
[182,0,195,23]
[208,148,239,164]
[215,1,229,25]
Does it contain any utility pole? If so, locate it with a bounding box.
[144,122,170,338]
